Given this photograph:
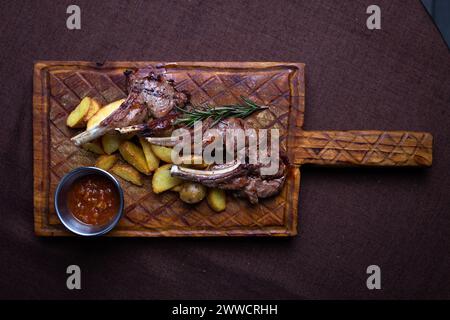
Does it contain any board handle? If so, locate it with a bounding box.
[292,130,432,167]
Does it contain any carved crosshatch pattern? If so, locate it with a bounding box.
[294,130,432,166]
[33,61,304,236]
[33,61,431,237]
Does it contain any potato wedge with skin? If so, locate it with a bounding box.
[171,184,183,192]
[84,98,101,122]
[87,99,125,129]
[119,141,150,175]
[207,188,226,212]
[152,164,182,194]
[150,144,174,163]
[102,133,123,155]
[66,97,91,128]
[95,154,118,171]
[81,140,105,155]
[191,163,208,169]
[111,163,143,186]
[122,132,135,140]
[139,138,160,172]
[177,155,208,169]
[179,182,207,204]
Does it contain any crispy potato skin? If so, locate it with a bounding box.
[81,140,105,155]
[171,184,183,192]
[102,133,123,155]
[150,144,174,163]
[95,154,118,171]
[84,99,101,122]
[67,97,102,128]
[179,182,207,204]
[139,138,160,172]
[111,163,143,186]
[207,188,227,212]
[177,155,208,169]
[67,96,229,207]
[87,99,125,129]
[152,164,182,194]
[66,97,91,128]
[119,141,151,175]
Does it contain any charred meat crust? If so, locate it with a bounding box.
[127,68,188,119]
[79,67,288,204]
[172,156,289,204]
[102,68,188,128]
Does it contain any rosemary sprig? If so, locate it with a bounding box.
[174,96,268,127]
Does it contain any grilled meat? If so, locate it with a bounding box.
[125,68,188,118]
[71,68,187,146]
[139,106,289,204]
[72,66,288,203]
[171,155,288,204]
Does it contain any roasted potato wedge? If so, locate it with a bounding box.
[81,140,104,155]
[207,188,226,212]
[84,98,101,122]
[150,144,173,163]
[152,164,182,194]
[86,99,125,129]
[179,182,207,204]
[119,141,150,175]
[111,163,143,186]
[102,133,123,155]
[171,184,183,192]
[66,97,91,128]
[122,132,136,140]
[67,97,102,128]
[139,138,160,172]
[95,154,118,171]
[175,155,207,169]
[191,163,209,169]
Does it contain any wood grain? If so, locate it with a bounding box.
[33,61,432,237]
[33,61,304,237]
[293,130,433,167]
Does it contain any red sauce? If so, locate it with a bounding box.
[67,175,120,226]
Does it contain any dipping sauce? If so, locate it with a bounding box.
[66,174,120,226]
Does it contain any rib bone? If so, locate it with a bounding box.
[170,162,242,184]
[71,125,109,146]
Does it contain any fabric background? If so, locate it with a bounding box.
[0,0,449,299]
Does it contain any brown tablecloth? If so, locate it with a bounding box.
[0,0,449,299]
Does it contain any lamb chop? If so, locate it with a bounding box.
[72,67,288,203]
[117,97,268,147]
[167,116,289,204]
[71,68,188,146]
[116,90,289,203]
[171,156,289,204]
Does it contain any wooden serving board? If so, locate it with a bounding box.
[33,61,433,237]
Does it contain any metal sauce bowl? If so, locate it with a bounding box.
[54,167,124,236]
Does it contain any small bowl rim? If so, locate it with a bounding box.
[54,166,124,237]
